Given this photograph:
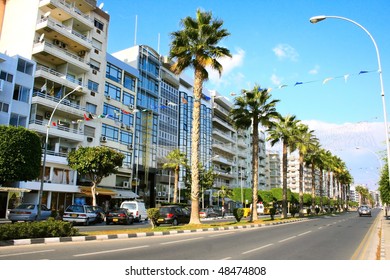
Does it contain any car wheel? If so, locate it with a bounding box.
[172,219,178,226]
[84,218,89,226]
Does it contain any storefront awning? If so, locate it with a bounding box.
[112,189,139,199]
[79,186,116,196]
[0,187,31,192]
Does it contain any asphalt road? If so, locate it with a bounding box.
[0,209,379,260]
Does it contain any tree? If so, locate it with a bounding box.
[230,85,280,221]
[169,9,231,224]
[67,146,125,206]
[267,115,299,218]
[304,142,322,210]
[379,162,390,208]
[162,149,187,203]
[355,185,370,206]
[0,125,41,185]
[293,123,318,217]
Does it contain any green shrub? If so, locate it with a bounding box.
[233,208,244,222]
[0,218,78,241]
[147,208,160,228]
[269,207,276,220]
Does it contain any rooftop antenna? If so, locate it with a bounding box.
[43,11,51,18]
[38,33,45,43]
[98,2,104,9]
[134,15,138,46]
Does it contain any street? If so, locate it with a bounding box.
[0,209,380,260]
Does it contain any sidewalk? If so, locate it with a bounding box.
[380,212,390,260]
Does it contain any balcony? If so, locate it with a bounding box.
[36,17,92,50]
[212,127,235,143]
[39,0,94,29]
[29,119,84,142]
[32,91,86,117]
[32,41,90,73]
[35,66,84,90]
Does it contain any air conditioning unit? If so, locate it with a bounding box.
[123,181,129,188]
[105,95,110,100]
[162,192,167,196]
[128,104,134,109]
[100,136,107,142]
[127,144,133,150]
[121,123,125,129]
[78,50,86,56]
[87,137,93,142]
[126,125,131,130]
[44,111,51,119]
[92,69,97,75]
[158,192,162,197]
[53,39,60,46]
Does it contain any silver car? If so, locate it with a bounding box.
[8,203,52,223]
[358,205,372,217]
[62,204,97,225]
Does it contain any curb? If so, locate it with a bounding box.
[0,218,305,247]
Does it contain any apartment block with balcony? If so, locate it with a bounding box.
[0,0,113,212]
[265,151,282,190]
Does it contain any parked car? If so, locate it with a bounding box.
[358,205,372,217]
[120,200,148,222]
[156,205,190,226]
[92,206,106,223]
[106,208,134,225]
[199,208,219,218]
[8,203,52,223]
[62,204,97,225]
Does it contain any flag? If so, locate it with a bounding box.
[55,87,62,98]
[294,82,303,86]
[49,85,54,96]
[182,97,188,104]
[323,77,334,84]
[52,122,57,127]
[167,102,177,106]
[40,83,47,93]
[83,113,91,121]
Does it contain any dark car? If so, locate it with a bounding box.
[199,208,219,218]
[106,208,134,225]
[358,205,372,217]
[92,206,106,223]
[157,205,190,226]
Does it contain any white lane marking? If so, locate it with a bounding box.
[74,245,149,257]
[209,232,236,238]
[160,237,204,245]
[278,236,296,243]
[318,227,323,230]
[298,231,312,236]
[221,257,232,260]
[0,249,55,258]
[241,243,274,255]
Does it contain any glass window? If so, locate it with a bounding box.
[84,125,95,137]
[9,114,27,127]
[103,103,120,121]
[0,102,9,113]
[17,59,34,75]
[102,124,119,141]
[86,102,97,114]
[122,91,135,106]
[106,62,122,83]
[87,80,99,92]
[92,38,102,51]
[89,59,100,71]
[123,74,136,91]
[0,71,13,83]
[13,84,30,103]
[104,82,121,101]
[120,130,133,145]
[94,19,104,31]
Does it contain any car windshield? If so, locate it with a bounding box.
[122,203,136,210]
[160,207,173,214]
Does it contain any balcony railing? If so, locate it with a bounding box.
[35,65,84,87]
[32,91,86,112]
[29,119,83,135]
[39,0,93,24]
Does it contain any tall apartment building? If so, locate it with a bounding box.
[265,151,282,190]
[0,0,130,213]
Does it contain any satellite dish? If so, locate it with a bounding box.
[43,11,51,18]
[38,33,45,43]
[98,2,104,9]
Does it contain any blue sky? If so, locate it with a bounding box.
[102,0,390,190]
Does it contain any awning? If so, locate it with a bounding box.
[0,187,31,193]
[79,186,116,196]
[112,189,139,199]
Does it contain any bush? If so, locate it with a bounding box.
[0,218,78,241]
[147,208,160,228]
[233,208,244,222]
[269,207,276,220]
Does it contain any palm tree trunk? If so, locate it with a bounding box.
[298,153,304,217]
[173,166,179,203]
[282,143,288,219]
[251,117,259,222]
[311,163,316,209]
[189,70,203,224]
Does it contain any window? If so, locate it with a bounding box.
[87,80,99,92]
[0,102,9,113]
[122,112,134,126]
[123,74,136,91]
[86,102,97,114]
[120,130,133,145]
[106,62,122,83]
[102,124,119,141]
[94,19,104,31]
[104,82,121,101]
[103,103,120,121]
[89,59,100,71]
[13,84,30,103]
[17,59,34,75]
[9,114,27,127]
[122,91,135,106]
[84,125,95,137]
[92,38,103,51]
[0,71,13,83]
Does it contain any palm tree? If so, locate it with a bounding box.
[229,86,280,221]
[169,9,231,224]
[356,185,370,205]
[294,123,318,217]
[162,149,187,203]
[267,114,299,219]
[304,142,322,211]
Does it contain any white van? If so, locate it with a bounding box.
[120,201,148,222]
[250,203,264,215]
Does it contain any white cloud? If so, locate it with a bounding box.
[207,48,245,85]
[272,44,299,62]
[309,65,320,75]
[270,73,283,86]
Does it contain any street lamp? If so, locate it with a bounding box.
[309,15,390,191]
[37,85,82,219]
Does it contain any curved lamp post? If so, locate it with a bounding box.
[37,85,82,219]
[309,15,390,190]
